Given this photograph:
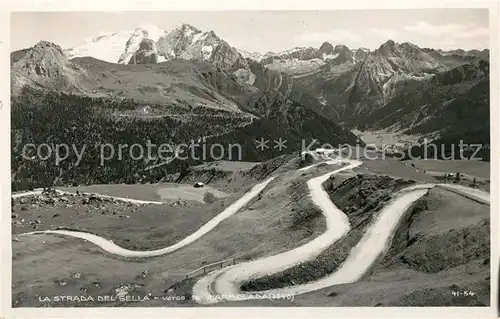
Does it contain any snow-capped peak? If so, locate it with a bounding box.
[175,30,222,62]
[64,22,246,68]
[278,46,307,55]
[323,53,340,60]
[356,47,370,53]
[239,50,263,62]
[66,30,132,62]
[65,24,167,63]
[135,23,167,42]
[178,23,201,36]
[118,28,152,64]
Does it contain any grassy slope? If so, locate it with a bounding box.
[11,159,490,307]
[11,163,341,307]
[219,187,490,307]
[71,58,247,112]
[12,186,245,250]
[11,84,359,190]
[240,172,416,291]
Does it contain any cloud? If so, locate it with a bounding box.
[295,30,361,46]
[225,38,246,49]
[404,21,488,39]
[224,37,262,52]
[368,28,397,39]
[403,21,489,49]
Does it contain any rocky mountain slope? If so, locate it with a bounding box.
[12,42,245,112]
[260,43,369,75]
[10,22,490,191]
[239,50,263,62]
[11,40,339,119]
[439,48,489,60]
[63,24,377,76]
[157,24,248,70]
[126,38,160,64]
[11,41,97,95]
[246,40,488,146]
[66,23,249,70]
[291,40,489,142]
[338,41,447,121]
[10,40,360,190]
[65,24,167,63]
[423,48,489,68]
[60,24,490,140]
[367,59,489,134]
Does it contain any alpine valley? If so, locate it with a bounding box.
[10,23,490,190]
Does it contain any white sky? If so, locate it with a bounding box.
[11,9,489,53]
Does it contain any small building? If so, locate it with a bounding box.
[193,182,205,188]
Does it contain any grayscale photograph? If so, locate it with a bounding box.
[8,8,492,310]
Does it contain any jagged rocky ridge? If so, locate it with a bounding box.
[10,40,361,190]
[11,41,98,96]
[289,40,489,142]
[11,23,490,165]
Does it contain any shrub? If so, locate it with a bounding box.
[203,192,217,204]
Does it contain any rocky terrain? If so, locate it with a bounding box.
[65,23,167,63]
[126,38,160,65]
[12,189,172,235]
[11,41,96,95]
[11,186,244,251]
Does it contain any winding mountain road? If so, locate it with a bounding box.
[15,156,490,303]
[18,177,275,258]
[191,167,489,304]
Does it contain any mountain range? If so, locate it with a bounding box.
[10,23,490,189]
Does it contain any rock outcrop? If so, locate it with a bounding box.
[127,38,159,64]
[11,41,94,94]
